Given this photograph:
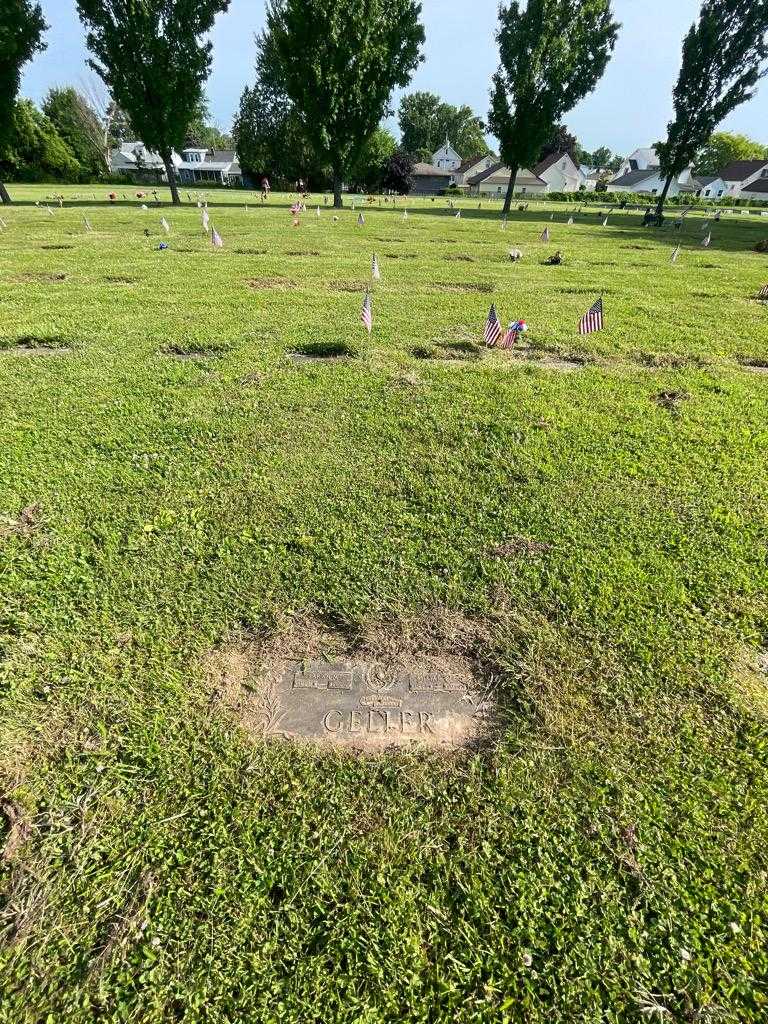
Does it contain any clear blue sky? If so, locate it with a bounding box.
[21,0,768,157]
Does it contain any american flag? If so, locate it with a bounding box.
[484,304,502,347]
[567,216,574,225]
[403,209,408,220]
[579,297,604,335]
[372,253,380,280]
[211,226,223,248]
[499,322,519,349]
[202,208,210,233]
[758,284,768,300]
[702,233,711,248]
[671,245,680,263]
[83,217,93,232]
[602,217,609,227]
[358,212,365,226]
[455,210,461,219]
[540,227,550,242]
[160,217,170,234]
[0,217,6,230]
[316,206,321,217]
[361,291,372,334]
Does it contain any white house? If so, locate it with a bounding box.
[431,139,463,173]
[739,176,768,203]
[609,167,679,196]
[533,151,584,192]
[452,154,497,190]
[616,147,659,177]
[467,163,548,197]
[110,141,243,186]
[716,159,768,199]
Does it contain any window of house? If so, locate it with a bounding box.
[705,189,710,196]
[718,190,723,197]
[651,188,658,194]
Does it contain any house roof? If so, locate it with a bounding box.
[628,147,659,166]
[412,162,454,178]
[533,151,577,176]
[467,163,545,186]
[697,175,719,186]
[719,159,768,182]
[455,154,492,175]
[741,176,768,194]
[610,168,660,187]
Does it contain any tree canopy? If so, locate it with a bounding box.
[75,0,231,204]
[398,91,491,160]
[489,0,619,212]
[42,87,105,176]
[0,0,47,202]
[266,0,424,206]
[0,99,80,184]
[695,131,768,175]
[655,0,768,215]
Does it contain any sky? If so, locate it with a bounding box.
[21,0,768,157]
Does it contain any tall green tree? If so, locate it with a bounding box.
[233,28,319,186]
[266,0,424,207]
[488,0,619,213]
[695,131,768,175]
[0,99,81,183]
[537,123,578,162]
[75,0,231,204]
[42,87,105,177]
[0,0,47,203]
[349,127,397,192]
[398,91,491,159]
[655,0,768,218]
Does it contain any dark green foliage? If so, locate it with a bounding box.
[0,0,47,202]
[42,87,105,177]
[656,0,768,216]
[489,0,619,213]
[266,0,424,206]
[538,124,578,163]
[0,99,80,183]
[233,30,321,186]
[349,127,397,192]
[398,91,491,159]
[75,0,231,203]
[695,132,768,176]
[383,147,415,194]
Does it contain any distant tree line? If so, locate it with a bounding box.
[2,0,768,208]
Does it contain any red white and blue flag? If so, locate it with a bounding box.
[372,253,380,281]
[361,291,372,334]
[211,226,223,248]
[579,297,604,334]
[484,304,502,347]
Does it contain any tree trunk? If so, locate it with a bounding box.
[333,169,343,209]
[162,151,181,205]
[0,182,11,205]
[502,164,520,214]
[654,174,674,223]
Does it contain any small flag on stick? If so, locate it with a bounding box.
[602,217,609,227]
[160,217,170,234]
[83,217,93,232]
[202,208,210,233]
[211,226,223,248]
[357,212,365,226]
[540,226,550,242]
[372,253,380,281]
[361,290,373,334]
[702,233,711,248]
[567,216,574,225]
[671,245,681,263]
[757,284,768,300]
[403,209,408,221]
[484,304,502,347]
[579,297,604,335]
[316,206,321,218]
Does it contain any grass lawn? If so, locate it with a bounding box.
[1,182,768,1023]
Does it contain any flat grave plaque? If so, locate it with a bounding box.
[253,659,490,750]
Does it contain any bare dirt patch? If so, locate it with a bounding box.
[246,276,296,290]
[0,503,44,540]
[15,272,66,283]
[413,340,481,362]
[287,341,357,362]
[204,610,501,753]
[637,351,709,370]
[328,280,366,293]
[737,355,768,374]
[652,390,690,412]
[0,336,72,355]
[489,536,552,558]
[433,282,494,294]
[40,244,73,251]
[1,799,31,865]
[161,343,230,360]
[499,345,590,372]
